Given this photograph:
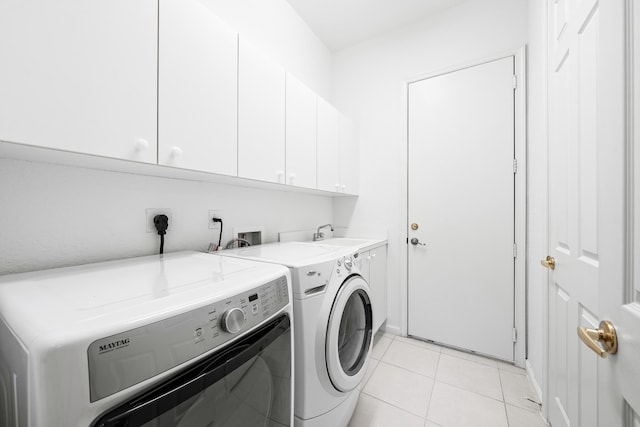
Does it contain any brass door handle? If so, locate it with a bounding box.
[577,320,618,358]
[540,256,556,270]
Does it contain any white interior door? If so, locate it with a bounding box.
[546,0,640,425]
[407,57,515,362]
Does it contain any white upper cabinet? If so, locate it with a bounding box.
[158,0,238,176]
[285,74,317,189]
[339,114,359,195]
[238,38,286,183]
[0,0,157,163]
[316,98,341,192]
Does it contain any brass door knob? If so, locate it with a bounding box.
[540,255,556,270]
[577,320,618,358]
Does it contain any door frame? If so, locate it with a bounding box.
[627,3,638,423]
[398,47,527,368]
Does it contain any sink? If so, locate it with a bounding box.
[309,238,371,247]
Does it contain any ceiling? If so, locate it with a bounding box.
[285,0,467,52]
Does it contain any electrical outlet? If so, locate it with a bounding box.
[208,210,221,229]
[146,208,172,233]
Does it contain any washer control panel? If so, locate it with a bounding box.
[336,254,357,276]
[87,275,289,402]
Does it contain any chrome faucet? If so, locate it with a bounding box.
[224,238,252,249]
[313,224,334,241]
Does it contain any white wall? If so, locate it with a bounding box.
[331,0,528,336]
[0,159,333,274]
[0,0,335,276]
[203,0,332,100]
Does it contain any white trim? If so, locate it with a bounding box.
[526,359,544,406]
[541,0,550,418]
[514,46,527,368]
[628,0,637,305]
[400,47,528,367]
[626,1,637,423]
[381,324,401,336]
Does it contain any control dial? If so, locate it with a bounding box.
[221,308,245,334]
[344,257,353,271]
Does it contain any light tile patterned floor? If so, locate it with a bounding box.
[348,333,548,427]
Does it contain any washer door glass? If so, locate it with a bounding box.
[92,315,292,427]
[326,275,373,392]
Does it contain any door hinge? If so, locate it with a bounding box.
[513,243,517,258]
[513,75,517,90]
[513,328,518,342]
[513,158,517,174]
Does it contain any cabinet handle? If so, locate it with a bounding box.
[341,184,347,192]
[289,173,296,184]
[371,253,376,258]
[171,147,183,158]
[277,170,285,183]
[335,183,340,190]
[134,139,149,151]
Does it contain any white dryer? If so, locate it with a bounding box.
[219,242,374,427]
[0,251,293,427]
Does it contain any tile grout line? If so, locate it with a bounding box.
[498,366,511,426]
[423,347,442,425]
[359,389,429,421]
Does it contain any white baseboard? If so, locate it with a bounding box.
[382,323,401,336]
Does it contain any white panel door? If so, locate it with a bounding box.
[546,0,640,425]
[339,115,359,195]
[317,98,341,192]
[285,73,317,189]
[0,0,157,163]
[238,38,286,184]
[407,57,515,361]
[158,0,237,176]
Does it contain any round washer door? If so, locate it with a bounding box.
[325,275,373,392]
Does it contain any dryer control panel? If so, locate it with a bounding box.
[87,275,289,402]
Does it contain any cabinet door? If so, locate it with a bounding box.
[238,38,286,183]
[316,98,340,192]
[359,250,371,283]
[339,114,359,195]
[285,74,317,188]
[370,246,388,333]
[0,0,157,163]
[158,0,237,175]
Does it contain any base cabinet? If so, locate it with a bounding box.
[359,245,388,333]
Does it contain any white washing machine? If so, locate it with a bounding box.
[219,242,373,427]
[0,251,293,427]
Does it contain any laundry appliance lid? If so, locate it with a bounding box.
[0,251,289,347]
[220,241,353,267]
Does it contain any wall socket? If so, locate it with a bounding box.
[208,210,221,229]
[146,208,172,233]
